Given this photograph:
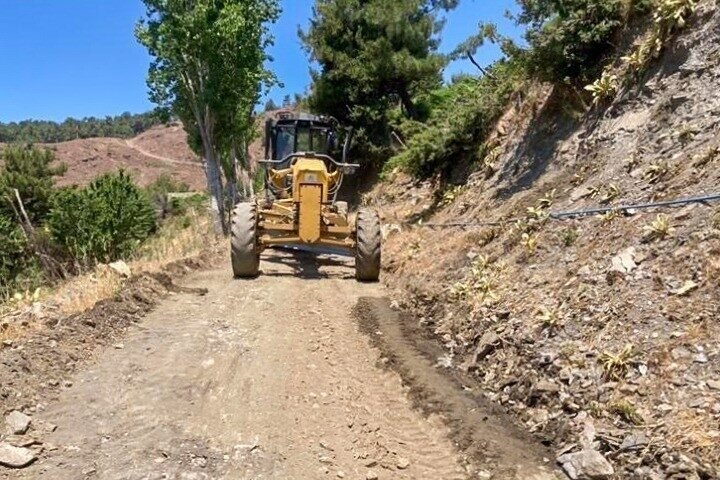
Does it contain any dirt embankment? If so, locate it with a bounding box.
[370,2,720,479]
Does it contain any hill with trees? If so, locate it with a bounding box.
[0,111,167,144]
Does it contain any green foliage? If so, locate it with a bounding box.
[301,0,457,151]
[561,227,579,246]
[136,0,280,232]
[0,145,66,224]
[584,71,619,104]
[144,174,191,218]
[518,0,651,83]
[0,111,167,144]
[136,0,280,153]
[48,171,157,263]
[0,213,30,293]
[386,60,525,177]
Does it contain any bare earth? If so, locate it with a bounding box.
[4,251,560,480]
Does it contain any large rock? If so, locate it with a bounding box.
[557,449,614,480]
[0,442,37,468]
[5,411,31,435]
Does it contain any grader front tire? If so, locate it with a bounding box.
[355,208,381,282]
[231,202,260,278]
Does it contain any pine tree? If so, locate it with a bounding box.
[301,0,458,146]
[0,145,66,225]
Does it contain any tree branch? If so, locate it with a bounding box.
[467,52,496,80]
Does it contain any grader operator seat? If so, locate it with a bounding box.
[230,111,381,282]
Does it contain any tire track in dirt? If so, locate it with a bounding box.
[354,297,565,480]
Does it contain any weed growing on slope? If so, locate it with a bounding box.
[599,344,639,380]
[560,228,579,247]
[585,72,619,104]
[608,399,644,425]
[643,213,675,240]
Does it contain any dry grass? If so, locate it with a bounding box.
[132,208,215,272]
[0,207,217,342]
[667,410,720,464]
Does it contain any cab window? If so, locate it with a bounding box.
[275,127,295,160]
[311,128,330,154]
[296,126,311,152]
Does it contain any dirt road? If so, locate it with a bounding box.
[5,250,561,480]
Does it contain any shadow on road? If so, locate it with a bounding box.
[260,249,355,280]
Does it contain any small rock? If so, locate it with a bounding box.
[610,247,637,274]
[694,353,708,364]
[5,411,31,435]
[0,442,37,468]
[534,380,560,394]
[706,379,720,391]
[396,457,410,470]
[108,260,132,278]
[620,433,649,451]
[674,280,699,296]
[336,471,345,478]
[469,331,502,366]
[366,471,379,480]
[557,449,614,480]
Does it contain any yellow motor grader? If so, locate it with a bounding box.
[230,112,381,281]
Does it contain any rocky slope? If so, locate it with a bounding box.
[370,2,720,479]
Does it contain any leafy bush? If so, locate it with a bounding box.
[144,174,191,219]
[0,213,29,292]
[386,59,525,177]
[48,171,157,263]
[519,0,652,84]
[0,145,66,224]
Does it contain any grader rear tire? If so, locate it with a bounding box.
[231,202,260,278]
[355,208,381,282]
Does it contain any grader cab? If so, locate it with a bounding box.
[230,112,381,281]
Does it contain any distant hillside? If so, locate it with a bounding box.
[43,123,205,190]
[0,111,167,144]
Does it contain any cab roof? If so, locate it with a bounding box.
[272,111,335,128]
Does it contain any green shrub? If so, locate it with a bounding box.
[386,59,525,177]
[0,213,29,292]
[519,0,652,84]
[144,173,190,219]
[48,171,157,263]
[0,145,66,224]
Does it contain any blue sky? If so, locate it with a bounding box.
[0,0,523,123]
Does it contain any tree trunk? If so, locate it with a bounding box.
[228,144,240,206]
[399,87,419,120]
[199,128,226,235]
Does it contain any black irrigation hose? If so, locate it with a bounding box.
[549,193,720,219]
[401,192,720,229]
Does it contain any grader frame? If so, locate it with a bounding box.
[230,112,381,281]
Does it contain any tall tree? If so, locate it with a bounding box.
[301,0,458,147]
[136,0,280,233]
